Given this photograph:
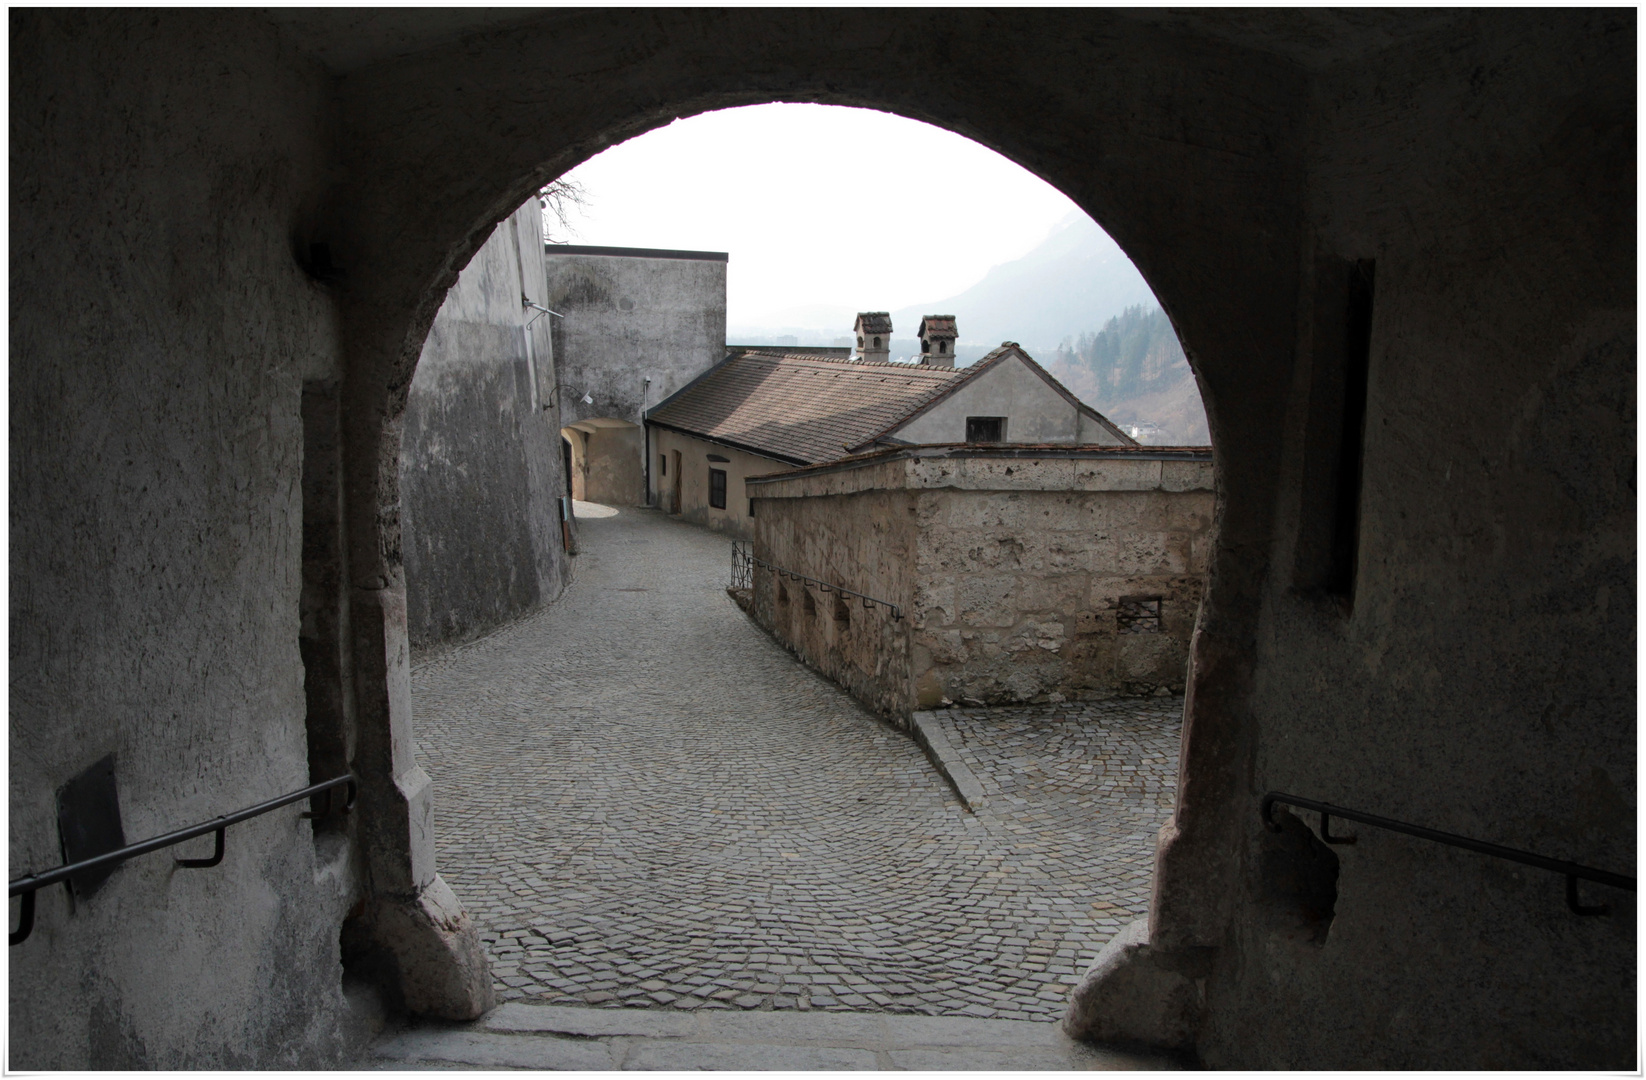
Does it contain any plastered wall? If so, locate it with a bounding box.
[546,250,728,434]
[9,11,366,1068]
[652,427,791,538]
[891,356,1129,446]
[400,200,570,654]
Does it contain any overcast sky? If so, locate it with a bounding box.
[555,104,1090,332]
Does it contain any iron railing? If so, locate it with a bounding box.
[1263,792,1636,916]
[731,539,752,591]
[755,555,903,620]
[9,773,356,945]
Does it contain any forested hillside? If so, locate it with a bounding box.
[1045,305,1210,445]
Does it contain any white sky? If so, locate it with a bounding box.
[555,104,1087,331]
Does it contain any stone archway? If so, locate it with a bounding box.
[327,9,1294,1029]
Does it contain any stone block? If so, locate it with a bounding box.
[484,1003,695,1037]
[619,1041,879,1069]
[372,1028,615,1069]
[1159,460,1214,492]
[1072,459,1162,491]
[956,575,1018,626]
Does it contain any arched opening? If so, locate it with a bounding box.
[381,98,1219,1031]
[560,418,644,506]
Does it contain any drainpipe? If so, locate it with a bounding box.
[642,376,652,507]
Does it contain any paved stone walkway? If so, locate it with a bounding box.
[411,503,1182,1022]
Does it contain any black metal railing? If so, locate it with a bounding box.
[731,539,752,592]
[755,555,903,620]
[9,773,356,945]
[1262,792,1635,916]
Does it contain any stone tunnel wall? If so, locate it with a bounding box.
[400,199,572,655]
[749,450,1214,719]
[9,11,366,1069]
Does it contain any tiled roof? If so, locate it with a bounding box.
[918,315,957,338]
[854,312,893,335]
[647,348,963,465]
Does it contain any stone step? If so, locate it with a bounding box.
[366,1002,1180,1070]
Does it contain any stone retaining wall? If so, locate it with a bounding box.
[748,448,1214,719]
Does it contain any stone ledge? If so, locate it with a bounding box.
[909,710,989,812]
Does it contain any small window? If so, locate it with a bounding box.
[966,416,1006,443]
[1117,597,1163,634]
[939,340,947,354]
[708,468,727,509]
[857,335,864,348]
[872,336,881,348]
[922,338,930,353]
[659,454,667,476]
[748,498,756,517]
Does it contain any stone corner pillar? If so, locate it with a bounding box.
[1062,914,1211,1053]
[350,579,495,1021]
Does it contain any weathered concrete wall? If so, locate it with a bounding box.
[545,247,728,505]
[400,200,570,654]
[893,354,1130,446]
[750,450,1212,718]
[9,10,366,1069]
[750,460,918,719]
[652,426,792,538]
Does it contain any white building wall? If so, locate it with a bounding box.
[889,356,1130,445]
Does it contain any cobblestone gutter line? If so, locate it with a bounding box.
[411,505,1183,1021]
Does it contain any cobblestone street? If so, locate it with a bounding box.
[412,503,1182,1021]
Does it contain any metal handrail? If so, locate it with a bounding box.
[1262,791,1635,916]
[9,773,356,945]
[754,555,903,620]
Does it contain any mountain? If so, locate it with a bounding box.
[890,212,1159,355]
[1042,305,1210,446]
[728,211,1209,444]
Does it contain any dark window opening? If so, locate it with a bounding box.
[872,336,881,348]
[709,468,727,509]
[1327,259,1375,605]
[966,416,1006,443]
[1117,597,1163,634]
[922,338,930,352]
[939,340,947,354]
[659,454,667,476]
[748,498,756,517]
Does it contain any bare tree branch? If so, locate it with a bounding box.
[540,178,589,243]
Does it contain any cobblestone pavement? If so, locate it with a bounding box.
[411,503,1183,1021]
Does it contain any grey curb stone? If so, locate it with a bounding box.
[910,710,989,811]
